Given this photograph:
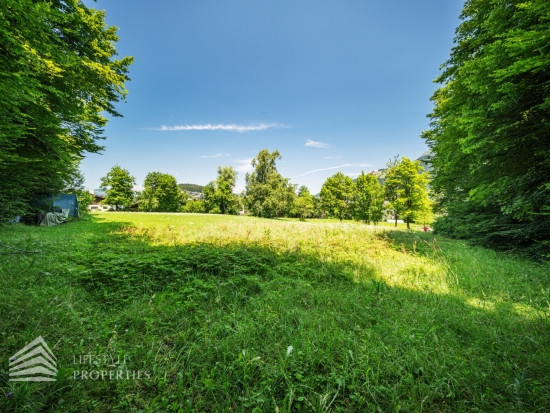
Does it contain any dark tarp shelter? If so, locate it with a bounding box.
[44,193,79,217]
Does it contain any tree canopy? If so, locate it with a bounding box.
[0,0,132,221]
[140,172,181,212]
[423,0,550,255]
[245,149,295,218]
[354,171,385,225]
[384,157,431,229]
[320,172,355,223]
[100,165,135,210]
[204,166,239,214]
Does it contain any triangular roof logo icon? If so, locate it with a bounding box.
[9,336,57,382]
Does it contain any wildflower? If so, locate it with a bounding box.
[6,392,13,398]
[286,345,293,357]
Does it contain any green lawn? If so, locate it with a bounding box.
[1,213,549,412]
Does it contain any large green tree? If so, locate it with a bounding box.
[100,165,135,210]
[204,166,239,214]
[291,186,315,221]
[354,171,385,225]
[0,0,133,221]
[320,172,355,223]
[245,149,295,218]
[423,0,550,254]
[140,172,181,212]
[384,157,431,229]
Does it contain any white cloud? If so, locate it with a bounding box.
[158,123,283,133]
[133,185,144,192]
[304,139,330,148]
[293,164,372,178]
[201,153,230,158]
[233,158,254,174]
[324,156,342,159]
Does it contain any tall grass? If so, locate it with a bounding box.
[1,213,549,412]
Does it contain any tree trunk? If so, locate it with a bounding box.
[406,217,410,229]
[394,214,398,227]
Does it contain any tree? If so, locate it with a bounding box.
[320,172,355,223]
[354,171,385,225]
[215,166,240,214]
[384,157,431,229]
[63,167,94,215]
[202,181,217,212]
[140,172,181,212]
[0,0,133,222]
[423,0,550,254]
[100,165,135,210]
[245,149,295,218]
[292,186,315,220]
[203,166,239,214]
[183,200,206,213]
[263,179,296,219]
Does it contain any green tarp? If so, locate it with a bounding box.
[40,209,70,226]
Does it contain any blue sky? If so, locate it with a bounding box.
[81,0,464,194]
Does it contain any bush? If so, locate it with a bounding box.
[183,200,206,213]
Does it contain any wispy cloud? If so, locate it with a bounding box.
[201,153,230,158]
[158,123,283,133]
[304,139,331,148]
[293,164,372,178]
[233,158,254,174]
[324,156,342,159]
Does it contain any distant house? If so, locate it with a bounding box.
[87,190,113,212]
[186,191,203,201]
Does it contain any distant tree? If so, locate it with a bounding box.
[216,166,238,214]
[202,181,217,212]
[76,191,95,215]
[202,166,239,214]
[183,200,206,213]
[140,172,180,212]
[100,165,136,210]
[384,157,431,229]
[263,179,296,219]
[139,186,159,212]
[245,149,294,218]
[63,167,94,215]
[292,186,315,220]
[178,183,204,193]
[320,172,355,222]
[354,171,385,225]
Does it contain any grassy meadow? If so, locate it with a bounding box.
[1,213,549,412]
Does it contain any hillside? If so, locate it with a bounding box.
[178,183,204,193]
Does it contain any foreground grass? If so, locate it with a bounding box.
[0,212,549,412]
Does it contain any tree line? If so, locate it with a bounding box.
[98,149,432,227]
[423,0,550,257]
